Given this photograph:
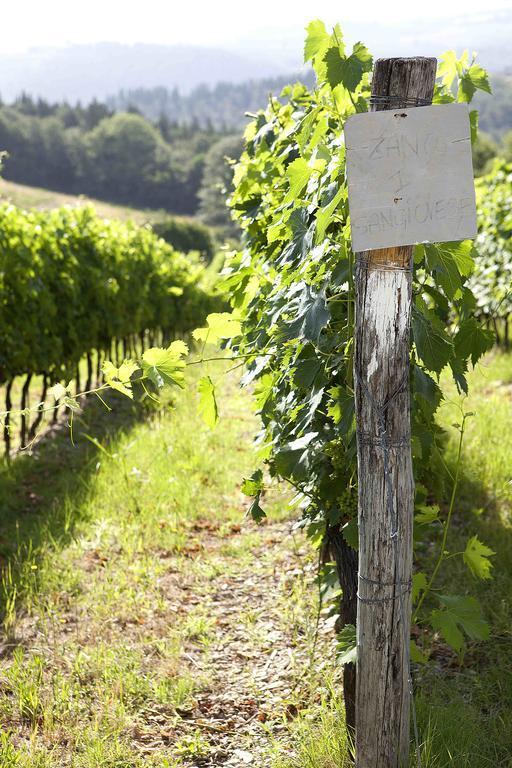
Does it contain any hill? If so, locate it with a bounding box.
[0,10,511,107]
[0,178,184,225]
[0,43,290,104]
[108,73,316,130]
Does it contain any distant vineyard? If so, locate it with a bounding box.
[474,160,512,345]
[0,204,218,450]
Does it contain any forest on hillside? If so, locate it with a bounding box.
[109,72,512,136]
[0,72,511,217]
[0,98,229,214]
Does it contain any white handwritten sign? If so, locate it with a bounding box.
[344,103,477,252]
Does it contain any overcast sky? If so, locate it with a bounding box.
[2,0,511,53]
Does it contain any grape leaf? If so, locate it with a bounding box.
[413,365,443,409]
[102,359,139,399]
[241,469,264,497]
[437,50,461,89]
[410,639,429,664]
[469,110,478,144]
[304,19,330,63]
[424,241,474,299]
[278,209,315,264]
[431,594,489,651]
[141,341,188,389]
[412,304,452,373]
[415,504,440,524]
[316,185,344,242]
[454,318,495,366]
[247,493,266,523]
[337,623,357,665]
[285,158,313,202]
[324,42,372,92]
[412,571,428,602]
[193,312,241,343]
[463,535,495,579]
[327,387,355,435]
[48,382,69,401]
[198,375,218,428]
[458,64,492,103]
[342,518,358,550]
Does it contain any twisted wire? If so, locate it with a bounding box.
[357,254,412,273]
[369,94,432,108]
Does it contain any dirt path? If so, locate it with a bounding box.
[0,380,337,767]
[137,518,326,767]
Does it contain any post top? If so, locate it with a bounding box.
[373,56,438,65]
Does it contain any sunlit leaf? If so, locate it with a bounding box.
[304,19,330,63]
[193,313,241,343]
[463,535,495,579]
[241,469,264,497]
[197,375,218,427]
[142,343,188,389]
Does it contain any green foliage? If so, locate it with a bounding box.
[108,74,316,132]
[471,131,498,176]
[0,101,224,215]
[152,216,215,261]
[198,135,243,238]
[336,623,357,665]
[197,375,219,428]
[472,161,512,332]
[241,469,266,522]
[193,313,242,344]
[463,535,495,579]
[225,22,496,657]
[141,342,188,389]
[431,594,489,653]
[102,360,139,399]
[0,204,215,383]
[472,75,512,140]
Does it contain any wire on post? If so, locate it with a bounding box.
[369,94,432,108]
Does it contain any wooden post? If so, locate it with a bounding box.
[354,57,436,768]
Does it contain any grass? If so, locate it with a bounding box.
[411,350,512,767]
[265,351,512,768]
[0,177,195,226]
[0,347,510,766]
[0,366,246,764]
[0,361,322,766]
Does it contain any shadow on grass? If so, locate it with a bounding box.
[414,457,512,767]
[0,391,157,628]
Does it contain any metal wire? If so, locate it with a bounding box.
[357,430,410,449]
[369,94,432,108]
[358,254,412,273]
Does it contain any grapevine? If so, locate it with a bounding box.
[219,21,496,720]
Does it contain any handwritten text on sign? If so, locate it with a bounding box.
[344,104,477,252]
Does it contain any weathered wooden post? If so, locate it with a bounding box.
[352,58,437,767]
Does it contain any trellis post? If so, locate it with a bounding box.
[353,57,437,767]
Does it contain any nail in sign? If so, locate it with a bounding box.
[344,103,477,252]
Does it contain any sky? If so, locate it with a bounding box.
[2,0,511,53]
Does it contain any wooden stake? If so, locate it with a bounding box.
[354,57,436,768]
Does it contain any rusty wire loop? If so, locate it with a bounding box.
[357,254,412,273]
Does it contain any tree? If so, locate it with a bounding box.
[501,130,512,162]
[84,112,174,206]
[472,131,498,176]
[198,135,243,238]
